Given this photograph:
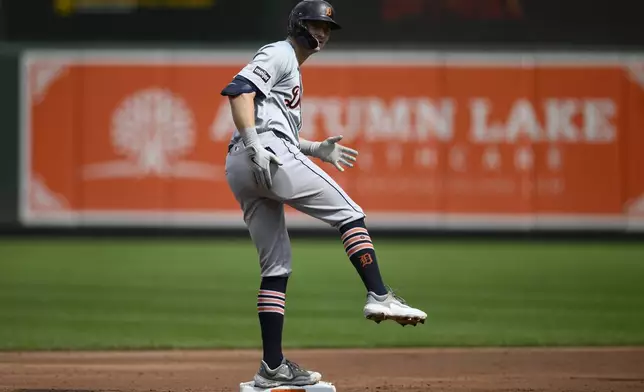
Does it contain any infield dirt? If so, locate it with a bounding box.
[2,347,644,392]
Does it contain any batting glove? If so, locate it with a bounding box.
[300,135,358,172]
[241,128,283,189]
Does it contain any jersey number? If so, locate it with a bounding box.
[285,86,301,109]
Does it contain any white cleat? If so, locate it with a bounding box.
[363,289,427,327]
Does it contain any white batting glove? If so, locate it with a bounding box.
[300,135,358,172]
[241,128,283,189]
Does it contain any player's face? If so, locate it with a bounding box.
[306,20,331,50]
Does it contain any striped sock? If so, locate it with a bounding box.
[340,219,388,296]
[257,276,288,370]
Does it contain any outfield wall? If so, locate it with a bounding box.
[2,45,644,235]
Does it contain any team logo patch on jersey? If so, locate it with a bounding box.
[253,66,271,83]
[285,86,301,109]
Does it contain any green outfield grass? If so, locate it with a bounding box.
[0,238,643,351]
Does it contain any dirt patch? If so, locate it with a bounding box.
[1,347,644,392]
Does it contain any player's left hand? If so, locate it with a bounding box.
[314,135,358,172]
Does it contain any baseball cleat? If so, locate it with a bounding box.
[363,288,427,326]
[253,357,322,388]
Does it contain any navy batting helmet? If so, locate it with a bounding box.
[287,0,341,50]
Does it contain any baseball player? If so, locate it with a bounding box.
[220,0,427,388]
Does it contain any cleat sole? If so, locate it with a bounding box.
[366,313,426,326]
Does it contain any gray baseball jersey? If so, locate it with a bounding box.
[229,40,303,148]
[225,40,365,278]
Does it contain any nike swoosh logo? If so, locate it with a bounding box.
[274,368,293,379]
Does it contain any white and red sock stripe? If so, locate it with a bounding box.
[341,227,368,242]
[257,289,286,315]
[342,227,374,258]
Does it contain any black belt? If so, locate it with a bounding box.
[227,131,289,153]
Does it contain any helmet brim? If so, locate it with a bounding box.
[302,16,342,30]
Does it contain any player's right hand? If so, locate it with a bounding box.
[245,144,283,189]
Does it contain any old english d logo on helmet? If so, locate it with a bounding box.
[325,7,333,17]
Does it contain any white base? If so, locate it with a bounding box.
[239,381,336,392]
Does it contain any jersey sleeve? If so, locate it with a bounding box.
[237,44,289,98]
